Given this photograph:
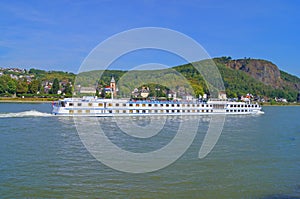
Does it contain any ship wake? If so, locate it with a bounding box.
[0,110,53,118]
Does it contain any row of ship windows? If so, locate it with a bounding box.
[229,104,258,108]
[226,109,250,112]
[68,109,214,114]
[67,102,214,108]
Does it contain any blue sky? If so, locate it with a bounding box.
[0,0,299,76]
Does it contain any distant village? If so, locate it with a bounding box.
[79,76,299,103]
[0,67,73,96]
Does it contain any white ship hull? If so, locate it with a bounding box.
[52,97,264,116]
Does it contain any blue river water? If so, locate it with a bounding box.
[0,103,299,198]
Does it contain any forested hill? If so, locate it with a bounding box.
[165,57,300,101]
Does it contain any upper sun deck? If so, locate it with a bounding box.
[58,96,260,107]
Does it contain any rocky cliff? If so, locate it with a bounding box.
[225,59,283,88]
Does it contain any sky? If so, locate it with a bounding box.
[0,0,299,76]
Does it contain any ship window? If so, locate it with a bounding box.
[123,110,126,113]
[234,110,237,112]
[202,110,205,112]
[202,104,204,107]
[136,110,139,113]
[136,104,140,107]
[182,110,185,113]
[142,110,146,113]
[155,104,158,107]
[241,110,244,112]
[255,105,258,107]
[86,110,90,113]
[192,110,195,112]
[78,103,82,106]
[108,103,112,107]
[148,104,152,107]
[172,104,175,107]
[177,104,180,107]
[142,104,146,107]
[245,110,248,112]
[172,110,175,113]
[166,104,169,107]
[109,110,112,113]
[149,110,152,113]
[226,110,229,112]
[78,110,82,113]
[230,105,233,107]
[166,110,169,113]
[177,110,180,113]
[69,103,73,106]
[192,104,195,107]
[234,105,236,107]
[211,110,213,112]
[123,103,126,107]
[187,104,190,107]
[206,110,209,112]
[116,103,119,106]
[88,103,93,107]
[160,104,164,107]
[187,110,190,113]
[129,104,133,107]
[155,110,158,113]
[160,110,164,113]
[129,110,133,113]
[69,110,74,114]
[230,110,233,112]
[116,110,119,113]
[98,103,103,107]
[238,110,240,112]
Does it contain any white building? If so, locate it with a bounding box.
[80,87,96,94]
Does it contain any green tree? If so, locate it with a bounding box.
[28,80,41,94]
[95,89,100,97]
[0,75,17,94]
[105,92,111,99]
[100,88,106,98]
[0,76,7,93]
[50,78,60,94]
[7,79,17,94]
[16,80,29,94]
[63,83,72,95]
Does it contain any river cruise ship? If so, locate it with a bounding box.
[51,96,264,116]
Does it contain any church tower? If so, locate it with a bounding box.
[110,76,116,96]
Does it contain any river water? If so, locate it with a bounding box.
[0,103,299,198]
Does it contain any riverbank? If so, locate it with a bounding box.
[0,97,55,103]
